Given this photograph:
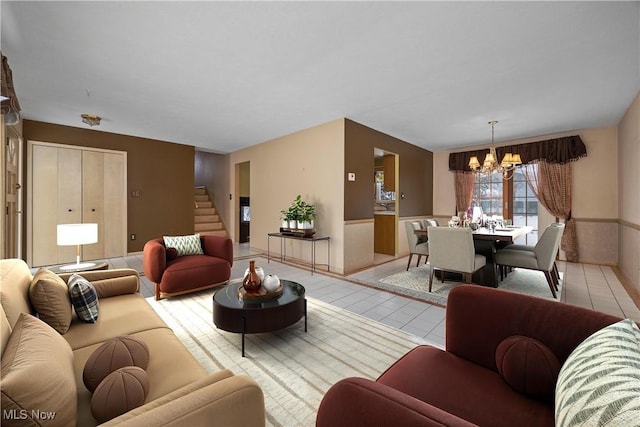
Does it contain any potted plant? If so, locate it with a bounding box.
[298,201,317,231]
[292,195,316,234]
[281,195,317,235]
[280,205,298,230]
[280,209,293,230]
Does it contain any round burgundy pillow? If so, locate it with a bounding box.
[165,247,179,261]
[83,336,149,392]
[90,366,149,423]
[495,335,560,400]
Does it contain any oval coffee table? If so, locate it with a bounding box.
[213,280,307,357]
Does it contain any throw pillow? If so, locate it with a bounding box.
[163,233,204,257]
[555,319,640,426]
[91,366,149,424]
[29,268,73,334]
[495,335,560,401]
[68,273,99,323]
[1,313,77,427]
[83,336,150,392]
[165,246,179,261]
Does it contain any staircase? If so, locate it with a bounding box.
[194,187,227,237]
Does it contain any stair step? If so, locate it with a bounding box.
[194,207,216,215]
[195,214,219,223]
[193,187,226,237]
[199,230,228,237]
[195,222,224,231]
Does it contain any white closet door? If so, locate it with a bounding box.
[82,150,105,262]
[29,142,127,267]
[103,152,126,258]
[32,145,82,266]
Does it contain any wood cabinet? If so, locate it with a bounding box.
[374,214,395,255]
[383,154,395,191]
[28,142,127,267]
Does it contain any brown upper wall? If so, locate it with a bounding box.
[23,120,195,252]
[344,119,433,220]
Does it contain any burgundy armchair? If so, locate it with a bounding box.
[143,235,233,300]
[317,285,623,427]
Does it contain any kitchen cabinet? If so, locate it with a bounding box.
[383,154,395,191]
[374,213,395,255]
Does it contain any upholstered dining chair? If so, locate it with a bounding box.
[404,221,429,271]
[495,223,565,298]
[500,223,564,287]
[423,218,440,229]
[427,227,486,291]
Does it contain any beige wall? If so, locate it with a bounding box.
[433,126,619,265]
[618,91,640,293]
[229,119,345,273]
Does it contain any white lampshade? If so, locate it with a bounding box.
[57,223,98,246]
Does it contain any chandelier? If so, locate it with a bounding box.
[468,120,521,180]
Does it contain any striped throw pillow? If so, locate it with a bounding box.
[163,234,204,257]
[68,274,99,323]
[555,319,640,426]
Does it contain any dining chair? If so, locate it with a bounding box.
[405,221,429,271]
[499,223,564,288]
[427,227,486,291]
[422,218,440,228]
[494,223,565,298]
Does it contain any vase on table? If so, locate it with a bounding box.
[243,265,265,282]
[263,274,280,293]
[242,260,262,293]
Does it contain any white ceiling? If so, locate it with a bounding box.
[1,1,638,153]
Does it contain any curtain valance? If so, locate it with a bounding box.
[448,135,587,172]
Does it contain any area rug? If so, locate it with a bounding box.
[146,290,433,427]
[357,266,563,307]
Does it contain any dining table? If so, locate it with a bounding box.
[414,225,533,287]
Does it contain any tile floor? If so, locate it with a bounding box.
[99,243,640,348]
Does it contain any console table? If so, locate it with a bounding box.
[267,233,330,275]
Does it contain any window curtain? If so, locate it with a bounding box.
[454,171,475,214]
[523,162,578,262]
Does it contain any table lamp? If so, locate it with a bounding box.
[57,223,98,270]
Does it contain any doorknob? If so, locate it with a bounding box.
[14,183,21,190]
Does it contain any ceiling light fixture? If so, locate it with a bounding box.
[81,113,101,126]
[468,120,522,180]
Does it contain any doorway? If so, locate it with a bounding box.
[373,148,398,259]
[236,161,250,243]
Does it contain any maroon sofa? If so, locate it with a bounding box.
[143,235,233,300]
[316,285,624,427]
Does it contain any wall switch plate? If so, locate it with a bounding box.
[347,172,356,181]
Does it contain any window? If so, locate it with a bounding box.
[472,166,540,245]
[512,168,538,245]
[474,170,503,216]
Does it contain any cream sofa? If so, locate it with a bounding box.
[0,259,265,426]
